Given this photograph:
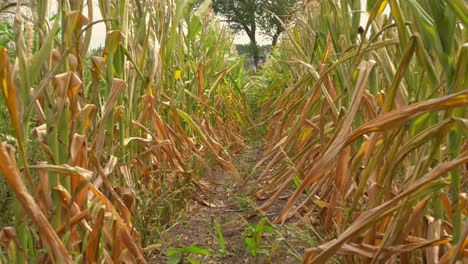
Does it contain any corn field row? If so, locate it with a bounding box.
[252,0,467,262]
[0,0,250,262]
[0,0,467,263]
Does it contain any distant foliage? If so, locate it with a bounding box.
[235,44,271,68]
[212,0,298,67]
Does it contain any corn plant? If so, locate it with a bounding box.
[0,0,250,262]
[252,0,467,263]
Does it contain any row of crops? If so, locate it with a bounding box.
[0,0,250,262]
[252,0,467,262]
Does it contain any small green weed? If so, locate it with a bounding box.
[167,245,211,264]
[214,220,226,256]
[243,218,275,257]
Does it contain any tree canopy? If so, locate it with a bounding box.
[212,0,297,68]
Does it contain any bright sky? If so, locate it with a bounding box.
[84,0,386,48]
[87,1,105,48]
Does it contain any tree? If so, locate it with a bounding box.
[258,0,297,46]
[212,0,297,68]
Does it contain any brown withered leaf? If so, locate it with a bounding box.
[0,47,20,141]
[0,143,73,263]
[29,163,92,182]
[85,207,105,264]
[280,89,468,225]
[0,227,20,249]
[54,72,82,114]
[306,154,468,263]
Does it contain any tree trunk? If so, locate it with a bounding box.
[272,26,283,47]
[247,31,260,69]
[251,41,260,68]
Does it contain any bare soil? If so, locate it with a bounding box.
[147,143,309,264]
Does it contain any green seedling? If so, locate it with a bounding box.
[167,245,211,264]
[214,220,227,256]
[243,218,275,257]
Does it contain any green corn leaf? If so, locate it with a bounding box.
[446,0,468,25]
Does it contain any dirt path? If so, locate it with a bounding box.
[147,142,306,263]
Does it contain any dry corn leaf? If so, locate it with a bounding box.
[29,163,92,182]
[307,154,468,263]
[85,207,105,264]
[0,47,22,151]
[0,227,20,249]
[0,143,73,263]
[280,89,468,224]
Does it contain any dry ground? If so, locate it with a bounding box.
[147,141,315,263]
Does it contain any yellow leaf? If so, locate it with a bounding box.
[300,127,313,143]
[377,0,389,16]
[0,47,20,138]
[313,200,328,208]
[174,69,181,81]
[321,34,332,64]
[1,79,7,98]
